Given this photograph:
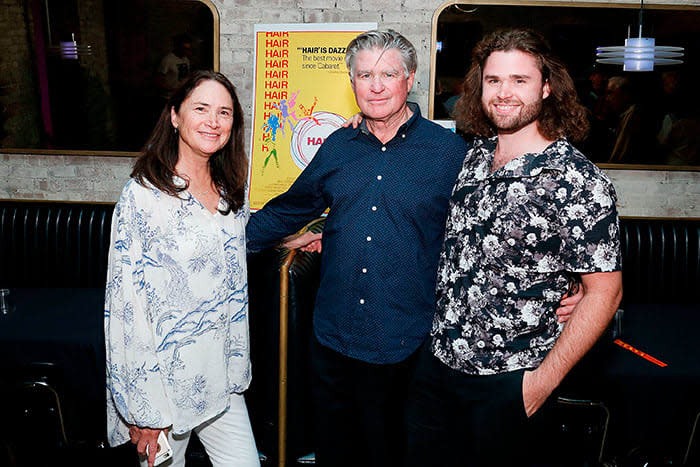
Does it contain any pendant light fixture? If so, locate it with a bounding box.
[595,0,683,72]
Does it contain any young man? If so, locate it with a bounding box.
[404,29,623,466]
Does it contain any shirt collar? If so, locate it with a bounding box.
[349,101,421,141]
[172,174,228,212]
[480,137,569,179]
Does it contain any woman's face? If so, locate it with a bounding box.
[171,80,234,159]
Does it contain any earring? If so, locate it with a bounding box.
[174,126,179,134]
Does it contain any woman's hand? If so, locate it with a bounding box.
[282,231,323,253]
[130,426,169,467]
[342,113,364,129]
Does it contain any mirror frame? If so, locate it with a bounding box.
[429,0,700,171]
[1,0,220,158]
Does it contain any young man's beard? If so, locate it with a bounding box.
[484,98,543,133]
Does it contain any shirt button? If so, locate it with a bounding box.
[401,134,406,138]
[371,206,377,211]
[377,175,382,180]
[362,268,367,273]
[366,236,372,242]
[381,146,387,152]
[359,299,365,304]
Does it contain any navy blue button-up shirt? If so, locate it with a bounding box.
[246,104,469,364]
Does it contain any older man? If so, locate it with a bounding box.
[246,29,469,467]
[405,29,623,466]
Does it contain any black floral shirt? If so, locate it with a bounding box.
[431,137,621,375]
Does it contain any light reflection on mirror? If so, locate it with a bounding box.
[432,3,700,167]
[0,0,217,155]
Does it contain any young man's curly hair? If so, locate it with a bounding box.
[453,28,589,142]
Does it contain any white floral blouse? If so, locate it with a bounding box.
[431,138,621,375]
[105,178,251,446]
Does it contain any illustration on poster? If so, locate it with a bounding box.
[260,90,344,172]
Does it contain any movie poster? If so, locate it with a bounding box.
[248,23,376,211]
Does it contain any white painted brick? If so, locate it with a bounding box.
[361,0,396,11]
[298,0,336,8]
[11,191,46,200]
[403,0,430,9]
[77,167,100,178]
[223,6,262,23]
[47,166,78,178]
[379,10,404,23]
[64,155,100,166]
[336,0,362,10]
[91,191,122,203]
[231,49,252,64]
[261,8,303,23]
[337,10,376,22]
[12,167,48,178]
[303,9,345,23]
[47,177,62,192]
[61,178,94,192]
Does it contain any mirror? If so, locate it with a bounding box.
[431,2,700,168]
[0,0,218,155]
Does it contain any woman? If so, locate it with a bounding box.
[105,70,259,467]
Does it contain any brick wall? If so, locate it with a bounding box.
[1,153,133,201]
[2,0,700,217]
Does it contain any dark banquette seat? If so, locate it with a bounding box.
[0,201,114,288]
[2,200,698,299]
[1,199,699,465]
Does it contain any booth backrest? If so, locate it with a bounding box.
[620,218,700,304]
[0,201,114,288]
[1,200,699,303]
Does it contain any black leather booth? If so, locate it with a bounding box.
[1,199,699,465]
[0,201,113,288]
[2,201,697,303]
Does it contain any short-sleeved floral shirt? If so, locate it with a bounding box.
[431,137,621,375]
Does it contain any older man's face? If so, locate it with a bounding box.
[350,47,414,123]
